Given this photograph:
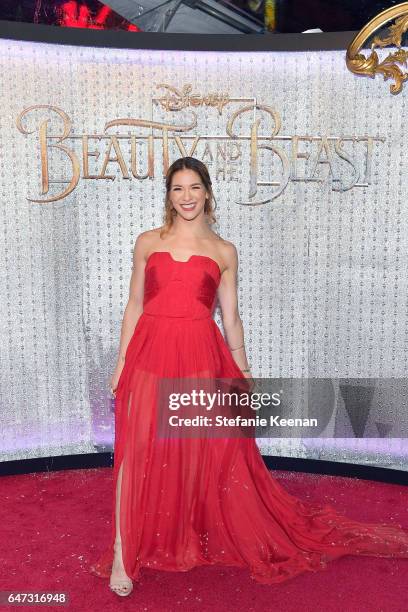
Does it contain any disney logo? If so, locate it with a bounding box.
[154,83,230,115]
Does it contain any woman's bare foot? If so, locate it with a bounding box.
[109,540,133,597]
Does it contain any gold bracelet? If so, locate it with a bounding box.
[230,344,244,351]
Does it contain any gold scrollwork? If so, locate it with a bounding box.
[346,2,408,94]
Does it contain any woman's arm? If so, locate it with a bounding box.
[115,233,148,367]
[217,243,251,375]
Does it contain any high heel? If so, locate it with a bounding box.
[109,579,133,597]
[109,541,133,597]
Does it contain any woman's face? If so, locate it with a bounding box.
[168,168,209,220]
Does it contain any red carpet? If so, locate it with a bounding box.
[1,467,407,612]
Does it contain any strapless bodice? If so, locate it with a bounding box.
[142,251,221,319]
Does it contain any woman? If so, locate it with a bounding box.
[90,157,408,597]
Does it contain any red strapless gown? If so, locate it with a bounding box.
[90,251,408,585]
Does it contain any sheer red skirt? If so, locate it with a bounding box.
[90,312,408,585]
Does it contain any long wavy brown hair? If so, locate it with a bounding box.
[160,157,217,239]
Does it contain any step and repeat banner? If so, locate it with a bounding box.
[0,36,407,468]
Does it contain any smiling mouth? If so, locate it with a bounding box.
[181,203,196,209]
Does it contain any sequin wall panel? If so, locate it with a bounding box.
[0,39,407,468]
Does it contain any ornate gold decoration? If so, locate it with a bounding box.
[346,3,408,94]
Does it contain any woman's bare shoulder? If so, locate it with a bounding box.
[133,227,161,240]
[210,234,238,270]
[209,230,234,248]
[142,226,164,238]
[212,232,236,252]
[132,228,163,259]
[221,241,238,266]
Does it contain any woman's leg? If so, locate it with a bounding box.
[110,393,133,591]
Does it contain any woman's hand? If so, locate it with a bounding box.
[109,361,125,398]
[242,369,255,392]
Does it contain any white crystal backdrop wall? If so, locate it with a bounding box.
[0,38,407,468]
